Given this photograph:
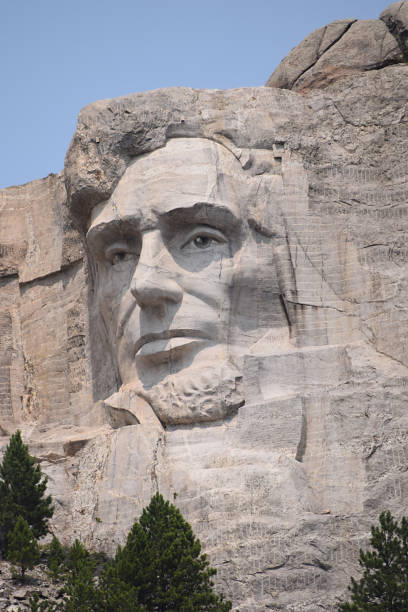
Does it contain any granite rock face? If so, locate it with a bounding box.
[381,1,408,58]
[1,3,408,610]
[266,13,405,92]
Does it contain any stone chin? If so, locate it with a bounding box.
[116,361,244,426]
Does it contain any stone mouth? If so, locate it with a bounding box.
[134,329,210,356]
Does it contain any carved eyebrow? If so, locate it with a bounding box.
[86,218,140,252]
[86,202,241,249]
[159,202,241,231]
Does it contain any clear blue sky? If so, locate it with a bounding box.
[1,0,391,189]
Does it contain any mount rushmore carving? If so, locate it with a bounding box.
[1,2,408,609]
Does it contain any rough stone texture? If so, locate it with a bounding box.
[1,3,408,611]
[266,16,405,92]
[381,1,408,58]
[0,175,91,429]
[0,560,65,611]
[265,19,356,90]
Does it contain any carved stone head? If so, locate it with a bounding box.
[84,136,290,424]
[65,88,356,427]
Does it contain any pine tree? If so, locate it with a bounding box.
[47,535,66,581]
[99,493,232,611]
[0,430,54,553]
[97,563,143,612]
[339,511,408,611]
[62,539,99,612]
[29,592,62,611]
[7,515,40,579]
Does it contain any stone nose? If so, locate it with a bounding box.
[130,231,183,308]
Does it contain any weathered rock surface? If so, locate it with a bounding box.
[265,18,357,91]
[1,3,408,610]
[266,9,407,92]
[0,561,65,611]
[0,174,89,430]
[381,1,408,58]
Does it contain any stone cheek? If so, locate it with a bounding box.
[1,5,408,609]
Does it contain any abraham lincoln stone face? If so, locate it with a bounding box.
[86,137,288,424]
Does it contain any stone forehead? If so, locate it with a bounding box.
[64,86,305,224]
[125,137,242,174]
[89,138,253,229]
[113,137,245,202]
[113,138,247,204]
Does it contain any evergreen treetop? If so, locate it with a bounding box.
[47,535,66,582]
[0,430,54,552]
[339,510,408,611]
[25,494,232,611]
[99,493,232,611]
[7,515,40,579]
[63,539,99,612]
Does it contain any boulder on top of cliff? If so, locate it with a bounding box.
[381,1,408,58]
[266,3,408,92]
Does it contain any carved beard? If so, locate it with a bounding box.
[106,362,244,427]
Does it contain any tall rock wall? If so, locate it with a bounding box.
[0,175,91,427]
[1,3,408,609]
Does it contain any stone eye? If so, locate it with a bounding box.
[193,236,213,249]
[180,226,227,253]
[111,251,133,265]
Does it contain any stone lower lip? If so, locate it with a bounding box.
[135,334,208,357]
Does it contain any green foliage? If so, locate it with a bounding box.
[62,539,99,612]
[98,493,232,611]
[7,515,40,579]
[47,535,66,581]
[339,511,408,611]
[96,563,143,611]
[35,495,232,611]
[0,430,54,553]
[29,592,62,611]
[66,538,91,574]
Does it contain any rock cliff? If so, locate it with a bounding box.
[1,3,408,609]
